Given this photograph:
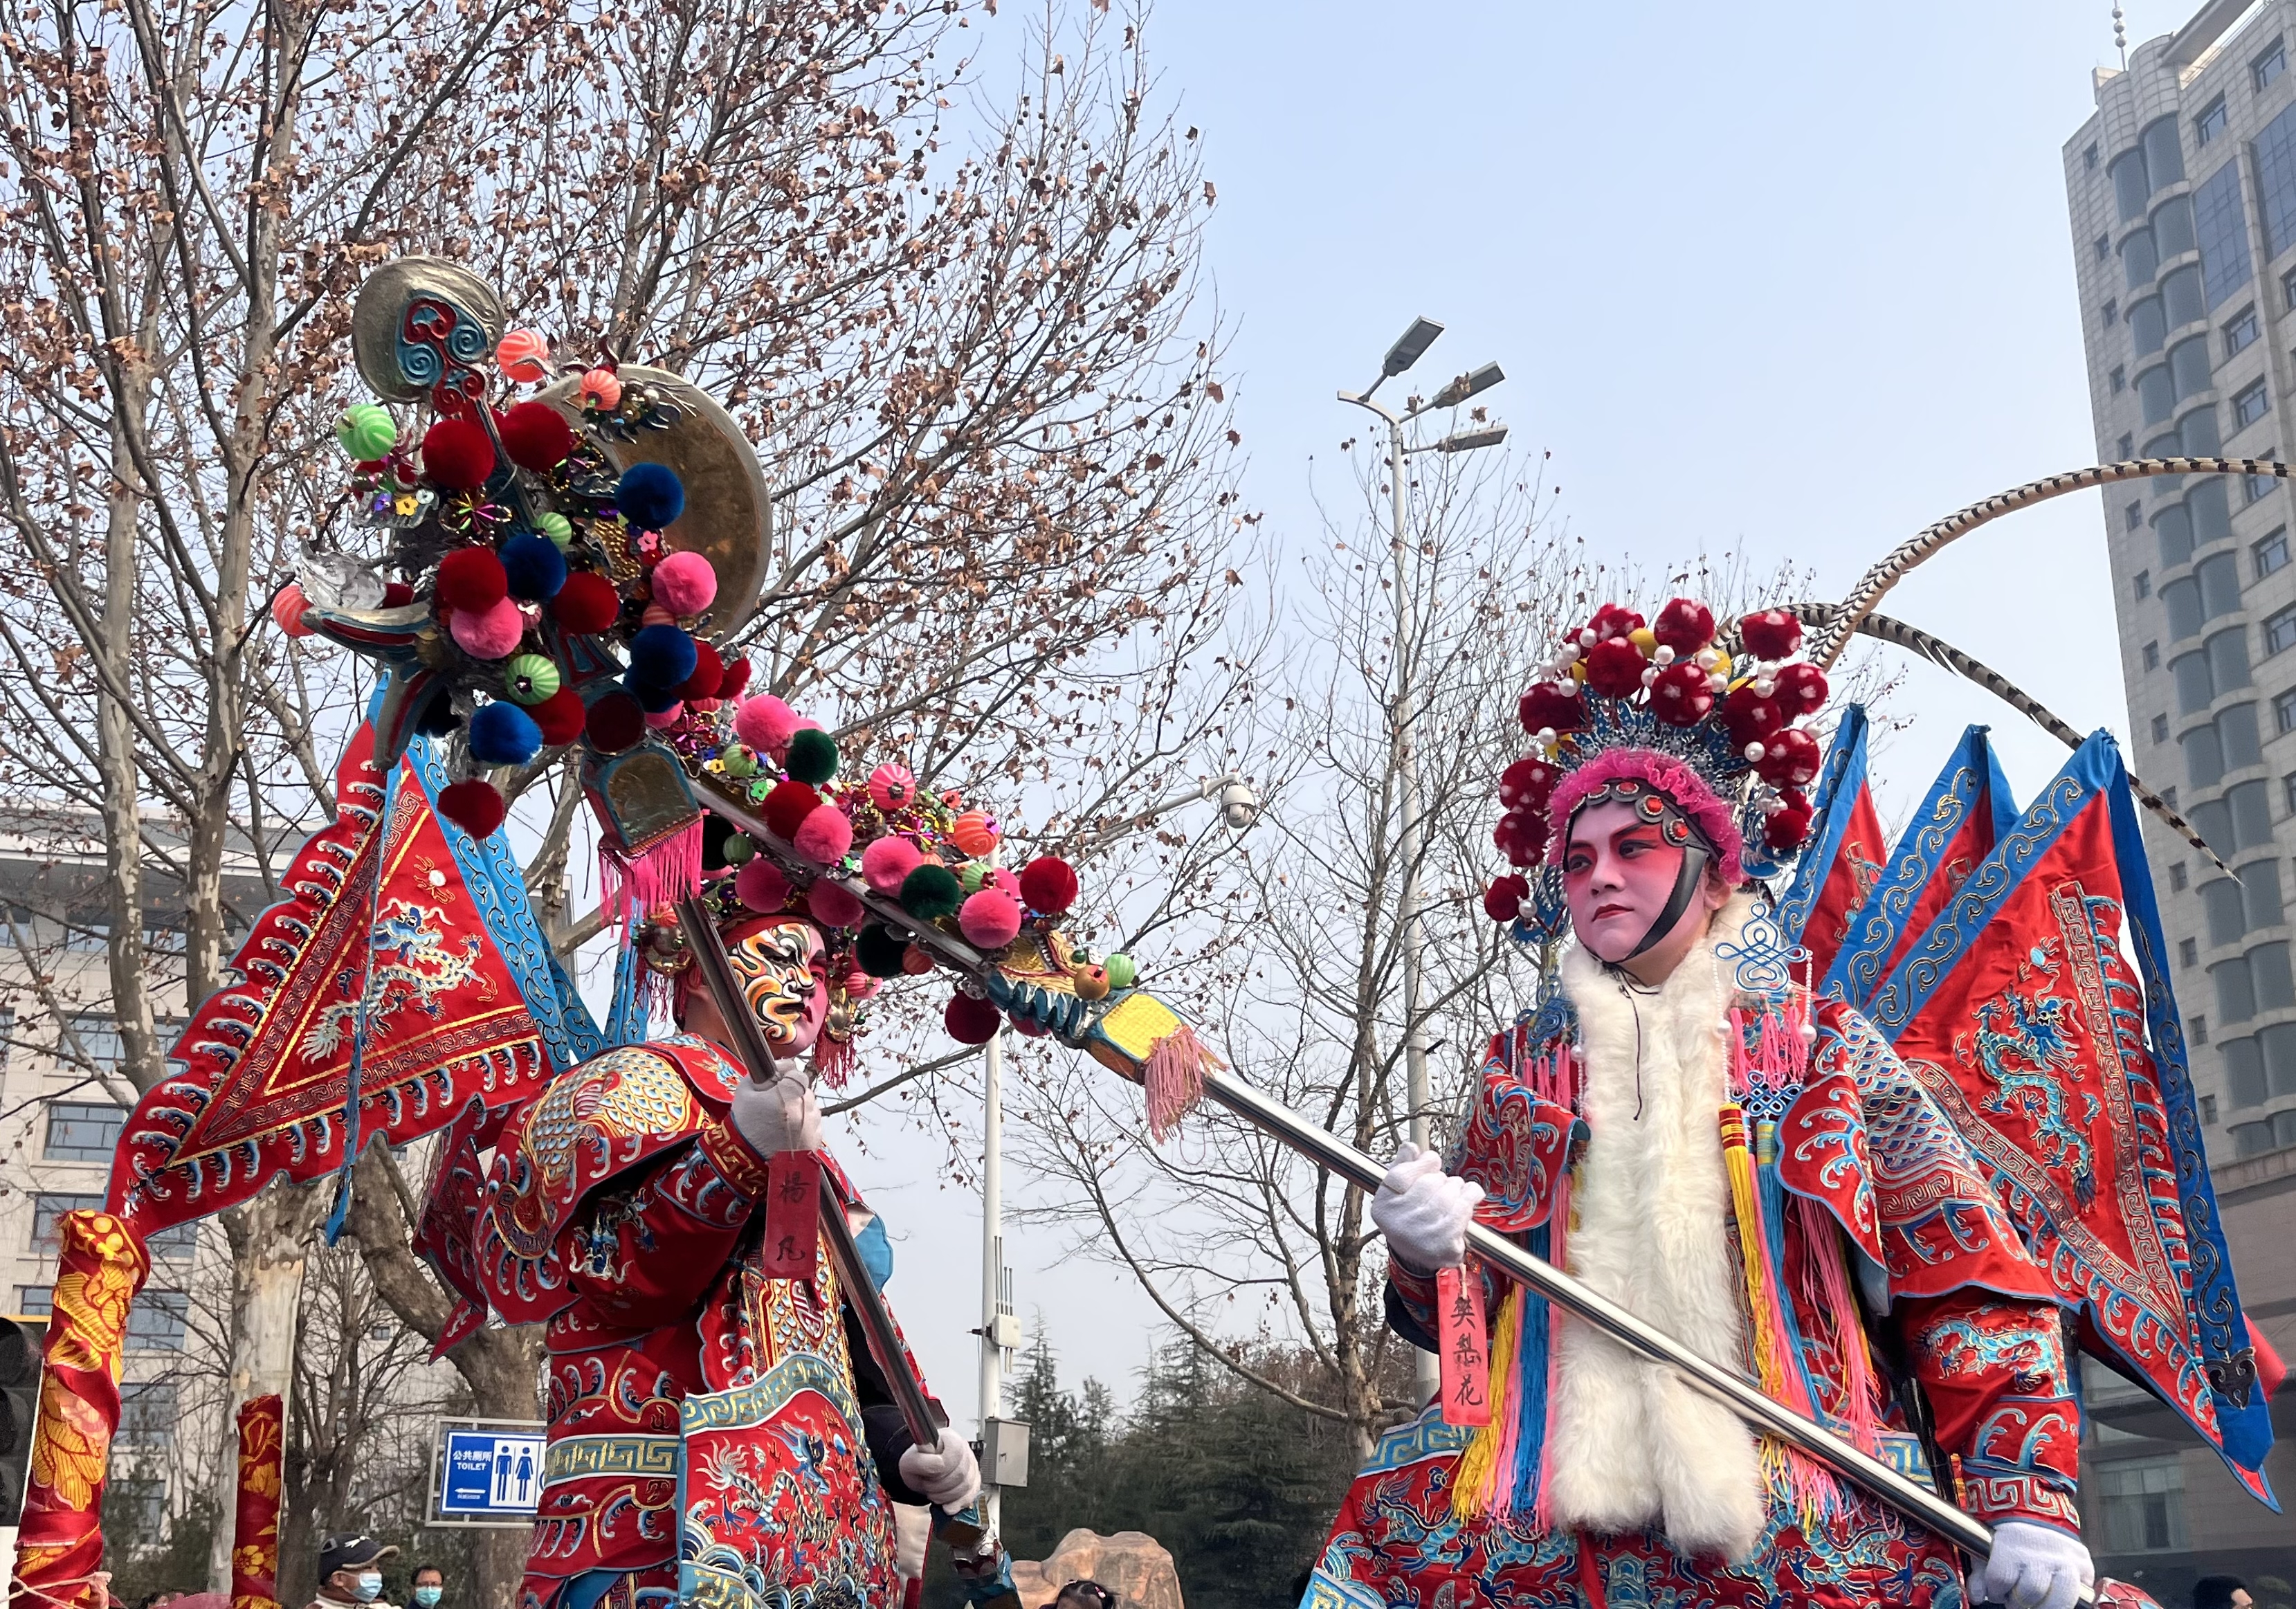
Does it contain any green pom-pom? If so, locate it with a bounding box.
[784,726,839,785]
[1104,952,1138,990]
[504,654,562,704]
[337,403,397,461]
[855,924,907,977]
[722,834,756,865]
[958,862,987,895]
[721,744,759,779]
[900,864,962,920]
[535,511,574,548]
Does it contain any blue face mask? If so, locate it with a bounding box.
[413,1588,443,1608]
[352,1572,384,1603]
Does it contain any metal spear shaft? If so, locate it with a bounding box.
[686,774,2074,1592]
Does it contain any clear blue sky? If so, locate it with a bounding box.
[851,0,2203,1419]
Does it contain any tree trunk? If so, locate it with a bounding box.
[208,1183,325,1593]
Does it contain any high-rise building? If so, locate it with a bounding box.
[2067,0,2296,1590]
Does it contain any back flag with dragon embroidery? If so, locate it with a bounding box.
[107,714,593,1237]
[1862,730,2277,1500]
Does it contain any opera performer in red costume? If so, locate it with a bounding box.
[1309,601,2096,1609]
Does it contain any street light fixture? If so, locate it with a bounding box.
[1434,426,1509,455]
[1430,361,1504,410]
[1380,316,1445,379]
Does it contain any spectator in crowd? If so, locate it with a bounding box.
[309,1533,399,1609]
[2194,1580,2252,1609]
[1055,1582,1118,1609]
[409,1563,445,1609]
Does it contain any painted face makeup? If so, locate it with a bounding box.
[724,918,830,1053]
[1562,798,1701,965]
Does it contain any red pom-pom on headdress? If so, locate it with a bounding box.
[554,572,621,635]
[1493,808,1549,868]
[1483,873,1529,923]
[1581,638,1648,700]
[422,419,496,489]
[1499,756,1560,810]
[1518,683,1585,737]
[1753,726,1822,788]
[1652,599,1715,654]
[1740,608,1803,660]
[1773,662,1828,718]
[438,779,507,837]
[1646,660,1716,727]
[1019,856,1079,914]
[1720,683,1786,751]
[437,547,508,612]
[499,401,575,472]
[1583,603,1645,644]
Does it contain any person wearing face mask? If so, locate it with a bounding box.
[1301,601,2097,1609]
[408,1563,444,1609]
[309,1534,398,1609]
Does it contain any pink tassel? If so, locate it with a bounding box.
[599,816,704,932]
[1143,1026,1219,1140]
[814,1032,855,1089]
[1799,1194,1883,1455]
[1533,1168,1569,1534]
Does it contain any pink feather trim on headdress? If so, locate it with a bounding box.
[1545,747,1746,885]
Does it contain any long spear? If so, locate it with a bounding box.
[689,774,2023,1579]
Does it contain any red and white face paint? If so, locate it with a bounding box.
[1562,799,1704,966]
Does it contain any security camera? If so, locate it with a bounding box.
[1219,780,1260,832]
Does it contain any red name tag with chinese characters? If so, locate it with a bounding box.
[1437,1266,1491,1427]
[759,1150,821,1280]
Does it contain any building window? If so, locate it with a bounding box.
[2097,233,2112,263]
[2126,498,2143,530]
[125,1291,187,1352]
[2145,639,2163,670]
[60,920,109,954]
[2181,936,2200,967]
[14,1288,49,1318]
[145,1221,195,1262]
[2112,365,2128,394]
[2259,529,2290,579]
[2087,141,2101,170]
[2120,432,2136,459]
[2200,98,2230,146]
[42,1104,121,1165]
[2251,464,2281,503]
[103,1479,163,1540]
[2261,39,2288,92]
[2269,606,2296,657]
[2196,159,2255,310]
[2227,307,2261,356]
[2154,713,2171,743]
[30,1194,100,1251]
[2193,1014,2210,1044]
[2093,1455,2189,1552]
[60,1015,121,1073]
[2104,297,2120,329]
[116,1380,176,1444]
[2236,381,2272,429]
[2171,861,2191,891]
[2135,569,2152,600]
[2163,785,2179,808]
[2203,1092,2220,1125]
[2279,689,2296,733]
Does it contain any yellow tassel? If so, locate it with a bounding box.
[1720,1105,1800,1507]
[1450,1284,1520,1521]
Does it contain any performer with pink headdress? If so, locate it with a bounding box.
[1306,599,2095,1609]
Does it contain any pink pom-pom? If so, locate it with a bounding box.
[861,834,923,895]
[496,327,552,383]
[793,804,854,864]
[987,867,1022,900]
[736,857,790,912]
[734,695,799,756]
[272,583,314,638]
[579,366,623,409]
[958,889,1023,949]
[644,702,684,728]
[868,763,917,812]
[448,597,525,661]
[808,880,865,929]
[651,550,718,617]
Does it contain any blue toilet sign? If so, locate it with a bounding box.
[430,1418,548,1525]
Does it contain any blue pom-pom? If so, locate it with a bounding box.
[627,623,698,690]
[468,700,543,766]
[501,534,567,601]
[615,462,685,529]
[624,674,684,713]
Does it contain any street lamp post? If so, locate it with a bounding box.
[974,771,1260,1525]
[1338,318,1506,1403]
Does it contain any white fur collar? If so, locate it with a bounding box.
[1544,894,1766,1560]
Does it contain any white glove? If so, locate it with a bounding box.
[1976,1520,2094,1609]
[729,1069,820,1157]
[1370,1143,1484,1273]
[893,1502,930,1579]
[899,1426,982,1511]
